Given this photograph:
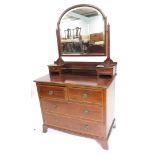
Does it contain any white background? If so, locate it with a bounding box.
[0,0,155,154]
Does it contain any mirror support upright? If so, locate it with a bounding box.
[103,24,114,66]
[55,27,64,65]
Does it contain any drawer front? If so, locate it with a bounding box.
[41,99,104,122]
[96,68,113,75]
[44,113,105,137]
[37,85,67,100]
[68,87,103,105]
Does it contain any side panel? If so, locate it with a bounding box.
[106,79,115,137]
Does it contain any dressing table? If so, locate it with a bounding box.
[35,4,117,150]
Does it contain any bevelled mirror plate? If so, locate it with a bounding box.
[59,6,106,56]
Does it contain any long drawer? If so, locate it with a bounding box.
[41,99,104,122]
[68,87,104,105]
[37,85,67,100]
[44,113,105,137]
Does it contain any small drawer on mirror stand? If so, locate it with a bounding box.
[48,65,63,76]
[96,64,117,77]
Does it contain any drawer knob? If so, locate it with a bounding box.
[84,124,89,129]
[82,93,88,98]
[83,109,89,114]
[48,90,54,95]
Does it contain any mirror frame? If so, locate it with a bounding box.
[56,4,107,58]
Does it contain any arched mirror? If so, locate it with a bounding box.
[49,4,116,78]
[57,4,107,56]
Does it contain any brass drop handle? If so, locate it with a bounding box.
[48,90,54,95]
[53,104,58,108]
[83,109,89,114]
[84,124,89,129]
[82,92,88,98]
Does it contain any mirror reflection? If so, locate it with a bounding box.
[60,7,105,55]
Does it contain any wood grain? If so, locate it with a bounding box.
[41,99,105,122]
[68,87,104,105]
[44,113,105,137]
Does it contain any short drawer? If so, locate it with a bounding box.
[96,67,113,76]
[68,87,104,105]
[37,85,67,100]
[44,113,105,137]
[41,99,104,122]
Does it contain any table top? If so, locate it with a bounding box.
[34,74,115,89]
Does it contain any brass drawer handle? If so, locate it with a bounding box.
[83,109,89,114]
[48,90,54,95]
[82,93,88,98]
[53,104,58,108]
[83,124,89,129]
[55,119,59,123]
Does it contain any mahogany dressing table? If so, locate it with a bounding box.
[34,4,117,150]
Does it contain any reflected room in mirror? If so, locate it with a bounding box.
[60,7,106,56]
